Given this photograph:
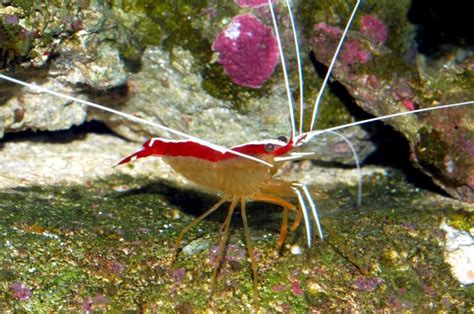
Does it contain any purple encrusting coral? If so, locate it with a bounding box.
[340,41,370,65]
[234,0,275,8]
[209,243,246,264]
[313,22,370,68]
[359,15,388,46]
[353,276,384,292]
[212,14,279,88]
[10,282,32,300]
[4,15,20,25]
[82,294,109,312]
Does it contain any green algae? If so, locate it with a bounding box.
[0,169,472,311]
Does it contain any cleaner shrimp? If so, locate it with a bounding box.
[0,0,473,311]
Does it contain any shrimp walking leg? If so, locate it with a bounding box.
[240,198,259,311]
[211,197,239,296]
[290,208,302,232]
[277,206,289,250]
[171,194,230,265]
[250,194,297,249]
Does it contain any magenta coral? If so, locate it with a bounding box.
[10,282,32,300]
[340,40,370,65]
[360,15,388,45]
[212,14,279,88]
[313,22,371,68]
[353,276,384,291]
[234,0,275,8]
[314,22,342,37]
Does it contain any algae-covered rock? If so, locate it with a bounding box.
[0,1,129,137]
[0,0,376,165]
[308,0,474,202]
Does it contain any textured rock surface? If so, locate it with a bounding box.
[0,0,375,165]
[308,1,474,202]
[0,1,128,137]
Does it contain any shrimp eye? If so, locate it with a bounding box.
[277,136,288,143]
[265,143,275,152]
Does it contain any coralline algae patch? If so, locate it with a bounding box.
[234,0,275,8]
[312,15,389,70]
[0,14,34,65]
[360,15,388,46]
[312,22,370,69]
[212,14,279,88]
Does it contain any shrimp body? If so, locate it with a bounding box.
[117,136,312,310]
[118,137,293,196]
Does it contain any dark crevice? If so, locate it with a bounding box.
[408,0,474,56]
[1,120,115,144]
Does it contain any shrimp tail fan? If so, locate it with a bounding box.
[115,139,160,167]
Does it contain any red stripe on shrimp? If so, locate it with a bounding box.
[117,137,293,165]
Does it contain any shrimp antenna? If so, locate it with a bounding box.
[300,184,323,240]
[284,0,305,136]
[326,131,362,207]
[304,101,474,142]
[0,73,272,167]
[268,0,297,140]
[292,186,312,247]
[309,0,361,131]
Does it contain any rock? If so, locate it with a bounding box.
[440,220,474,285]
[1,0,374,166]
[0,1,129,137]
[309,1,474,202]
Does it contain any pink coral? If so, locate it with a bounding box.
[314,22,342,37]
[402,99,415,111]
[82,294,109,312]
[340,40,370,65]
[291,280,304,296]
[353,276,384,291]
[234,0,275,8]
[313,22,371,68]
[360,15,388,45]
[10,282,32,300]
[212,14,279,88]
[209,243,246,264]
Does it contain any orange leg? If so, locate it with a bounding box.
[240,197,259,312]
[171,194,229,265]
[290,207,302,231]
[250,193,297,211]
[211,196,239,296]
[276,206,289,250]
[250,194,297,250]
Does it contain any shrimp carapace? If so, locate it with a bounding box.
[117,137,293,195]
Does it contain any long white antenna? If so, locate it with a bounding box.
[285,0,305,136]
[268,0,297,139]
[304,101,474,142]
[309,0,361,131]
[300,184,324,241]
[325,130,362,206]
[0,73,272,167]
[292,186,312,247]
